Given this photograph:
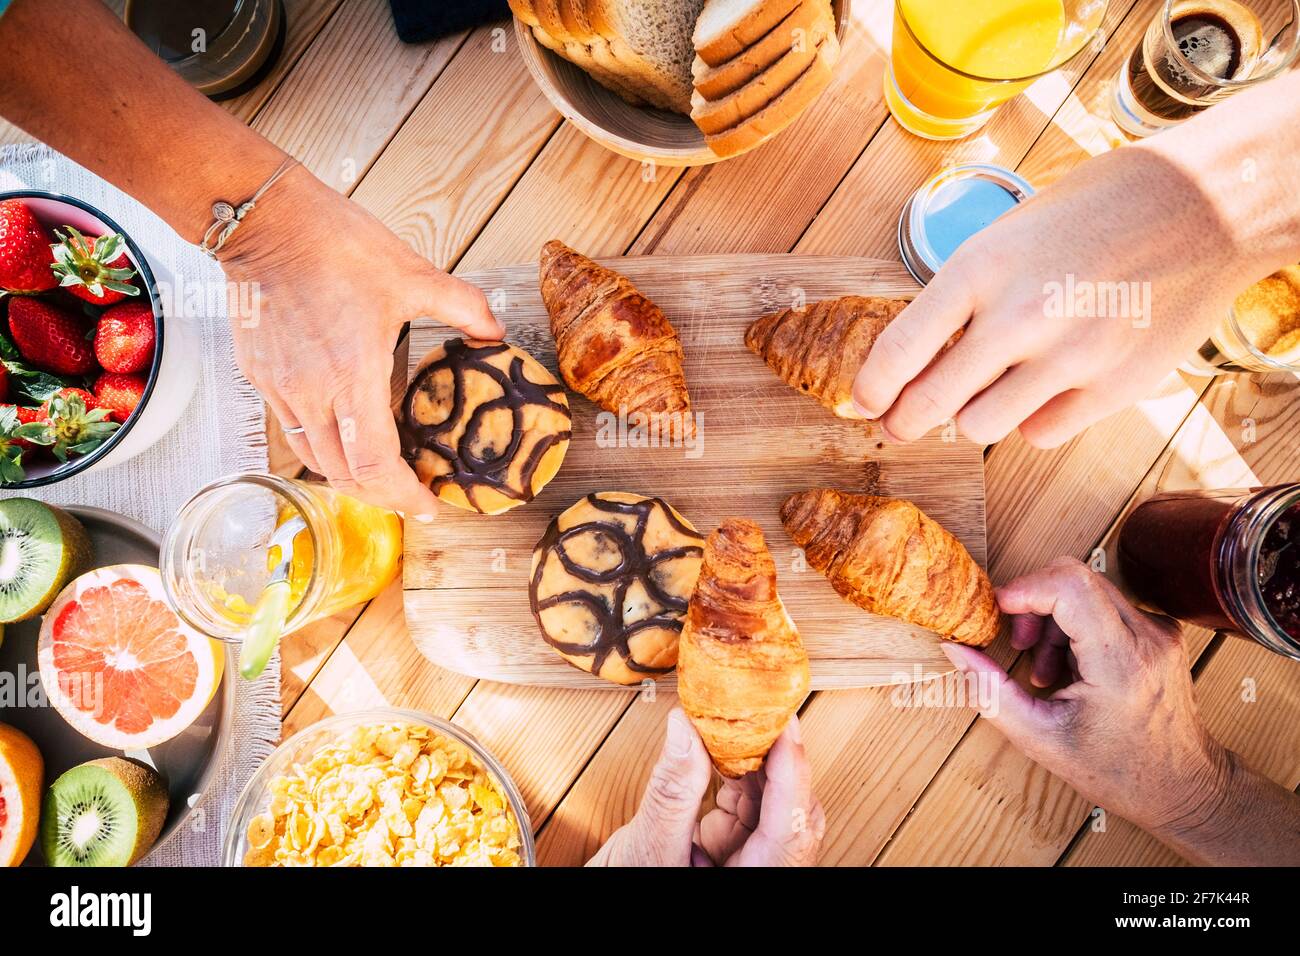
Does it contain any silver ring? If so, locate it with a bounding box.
[282,425,306,435]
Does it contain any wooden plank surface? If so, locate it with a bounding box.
[10,0,1285,867]
[533,0,1170,865]
[249,0,468,192]
[403,255,987,688]
[289,0,1253,868]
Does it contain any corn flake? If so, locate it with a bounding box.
[243,722,523,868]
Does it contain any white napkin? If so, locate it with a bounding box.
[0,143,281,866]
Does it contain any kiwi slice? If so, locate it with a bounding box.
[41,757,169,867]
[0,499,91,623]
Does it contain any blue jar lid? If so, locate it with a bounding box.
[898,163,1036,285]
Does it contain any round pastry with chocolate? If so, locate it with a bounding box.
[400,338,572,515]
[530,492,705,685]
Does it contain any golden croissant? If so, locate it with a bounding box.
[780,488,1001,647]
[744,295,908,419]
[678,518,810,777]
[539,240,693,436]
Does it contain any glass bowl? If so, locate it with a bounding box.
[223,708,535,867]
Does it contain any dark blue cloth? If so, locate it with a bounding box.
[388,0,510,42]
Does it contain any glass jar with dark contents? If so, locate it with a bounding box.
[1118,484,1300,659]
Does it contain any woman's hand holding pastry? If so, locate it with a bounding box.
[587,710,823,867]
[221,167,505,516]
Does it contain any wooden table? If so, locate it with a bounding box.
[8,0,1297,866]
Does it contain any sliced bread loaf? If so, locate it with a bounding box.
[531,0,646,106]
[691,32,824,134]
[705,37,837,157]
[586,0,705,113]
[533,0,605,77]
[692,0,834,100]
[694,0,804,67]
[557,0,645,103]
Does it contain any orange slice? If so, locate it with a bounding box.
[0,722,43,866]
[38,565,224,750]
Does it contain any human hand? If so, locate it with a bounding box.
[586,708,713,866]
[695,717,824,866]
[851,143,1270,449]
[587,709,823,866]
[221,164,503,515]
[940,557,1230,837]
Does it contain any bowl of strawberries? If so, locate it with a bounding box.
[0,191,197,487]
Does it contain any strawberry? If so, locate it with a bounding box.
[0,404,47,452]
[0,200,58,294]
[50,226,139,306]
[94,300,155,373]
[6,297,97,375]
[94,372,146,421]
[40,387,103,418]
[27,390,118,463]
[0,404,52,482]
[0,362,7,403]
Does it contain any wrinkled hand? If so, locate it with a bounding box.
[695,718,824,866]
[587,709,823,866]
[221,165,503,514]
[852,144,1251,449]
[941,557,1230,836]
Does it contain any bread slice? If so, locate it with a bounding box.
[508,0,542,26]
[555,0,646,104]
[693,0,833,100]
[705,38,837,157]
[586,0,705,113]
[526,0,644,106]
[691,33,824,134]
[694,0,804,67]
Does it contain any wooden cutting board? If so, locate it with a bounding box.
[403,255,987,689]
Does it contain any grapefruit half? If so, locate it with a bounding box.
[0,722,43,866]
[38,564,224,750]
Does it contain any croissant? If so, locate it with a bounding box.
[539,240,693,437]
[781,488,1001,647]
[744,296,909,419]
[678,518,810,777]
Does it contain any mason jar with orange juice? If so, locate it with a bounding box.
[886,0,1109,139]
[160,473,402,646]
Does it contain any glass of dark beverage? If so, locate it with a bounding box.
[1118,484,1300,660]
[1111,0,1300,137]
[123,0,286,101]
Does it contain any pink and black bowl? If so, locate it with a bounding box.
[0,190,198,488]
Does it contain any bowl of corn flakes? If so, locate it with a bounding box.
[223,709,534,867]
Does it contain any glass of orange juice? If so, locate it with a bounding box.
[887,0,1109,140]
[160,473,403,643]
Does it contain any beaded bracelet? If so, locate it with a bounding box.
[199,156,300,258]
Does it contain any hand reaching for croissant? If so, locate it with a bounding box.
[942,558,1300,866]
[586,709,824,867]
[850,71,1300,448]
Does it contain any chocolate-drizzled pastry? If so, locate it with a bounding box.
[399,338,572,515]
[529,492,704,685]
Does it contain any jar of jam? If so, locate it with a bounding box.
[1118,484,1300,660]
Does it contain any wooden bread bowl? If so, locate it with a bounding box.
[514,0,852,167]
